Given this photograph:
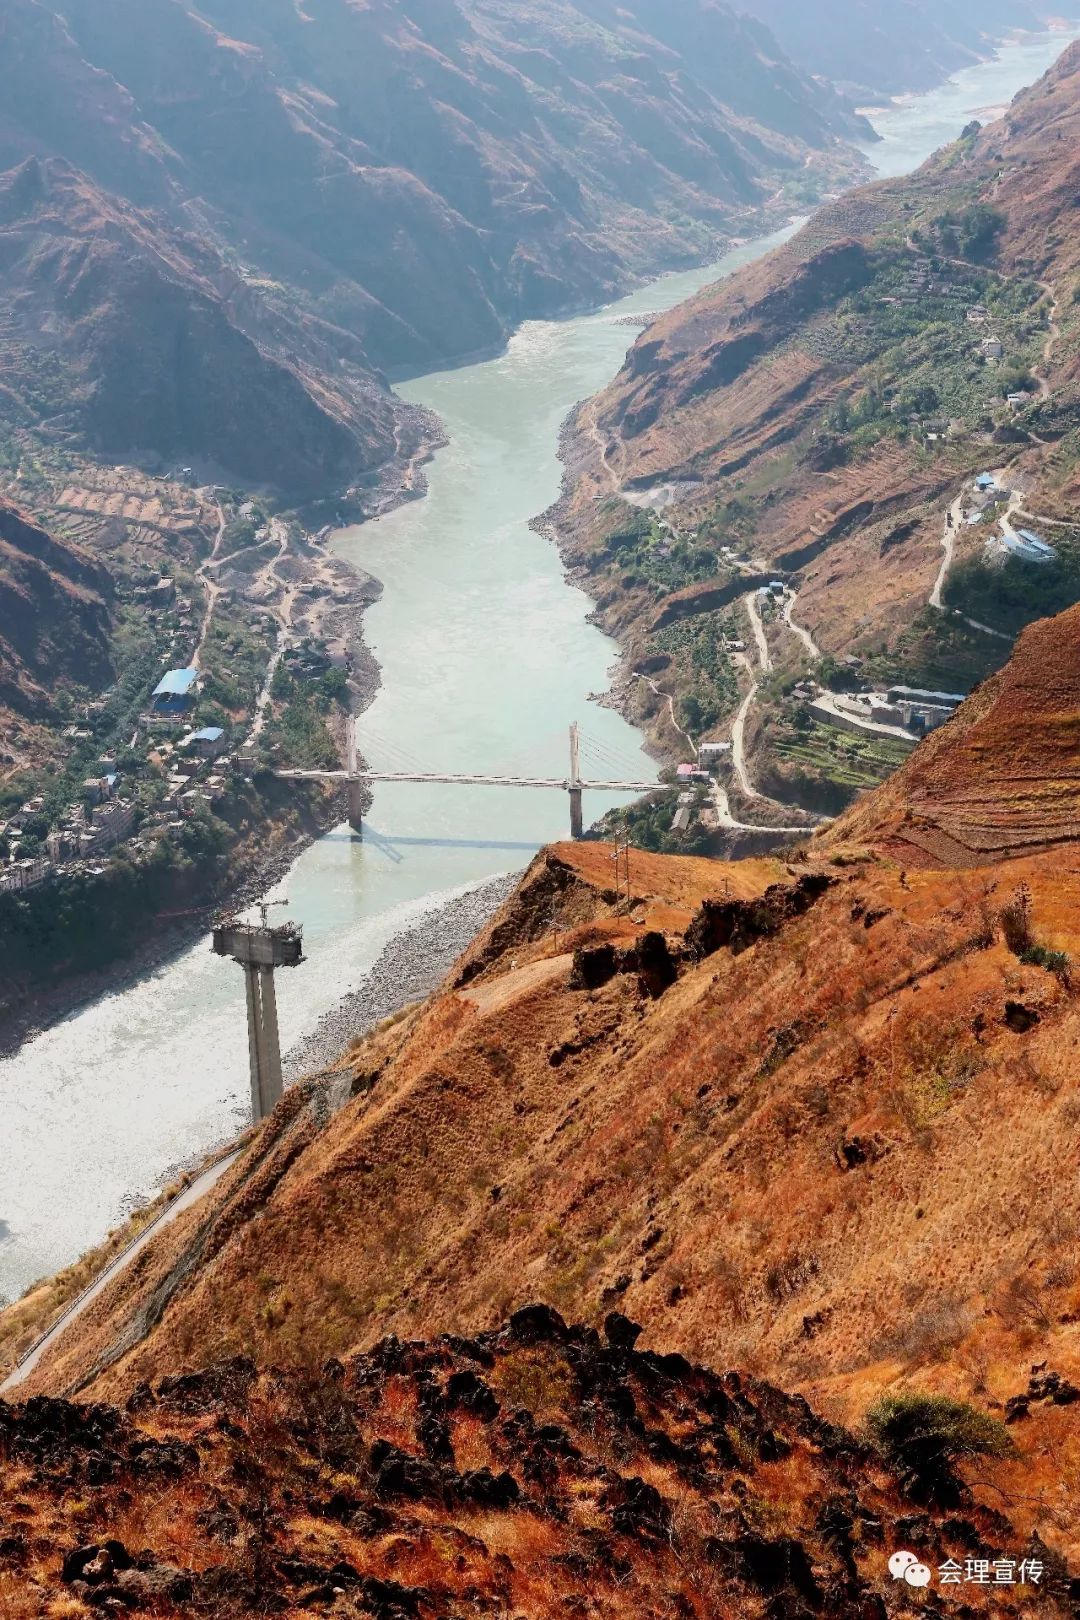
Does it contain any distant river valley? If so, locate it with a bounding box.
[1,23,1077,1304]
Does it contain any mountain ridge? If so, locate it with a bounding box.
[8,597,1080,1556]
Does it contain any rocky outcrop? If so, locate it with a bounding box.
[0,1314,1068,1617]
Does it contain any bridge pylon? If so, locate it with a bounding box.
[346,725,364,835]
[569,722,584,840]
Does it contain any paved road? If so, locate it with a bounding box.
[192,502,228,670]
[811,689,918,743]
[0,1150,241,1398]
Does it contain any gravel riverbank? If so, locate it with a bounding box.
[283,872,519,1079]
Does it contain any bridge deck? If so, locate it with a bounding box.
[275,769,655,792]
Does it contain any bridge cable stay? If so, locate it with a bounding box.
[579,738,635,775]
[354,725,431,777]
[579,733,654,782]
[354,721,427,769]
[578,726,650,771]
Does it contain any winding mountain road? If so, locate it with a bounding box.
[192,502,228,669]
[631,671,695,753]
[930,493,966,610]
[744,588,772,673]
[782,590,821,658]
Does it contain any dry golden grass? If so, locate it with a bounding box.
[14,827,1080,1563]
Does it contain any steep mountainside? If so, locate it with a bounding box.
[0,158,399,501]
[825,601,1080,864]
[12,602,1080,1559]
[3,1313,1072,1619]
[550,40,1080,812]
[739,0,1048,96]
[0,499,112,727]
[0,0,866,480]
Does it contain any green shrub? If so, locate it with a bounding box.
[866,1393,1013,1504]
[1019,944,1072,981]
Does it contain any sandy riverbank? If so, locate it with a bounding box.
[284,873,518,1079]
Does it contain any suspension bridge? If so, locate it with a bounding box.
[275,723,656,838]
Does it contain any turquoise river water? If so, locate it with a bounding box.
[1,23,1077,1302]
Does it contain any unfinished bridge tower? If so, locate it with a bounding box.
[212,902,305,1123]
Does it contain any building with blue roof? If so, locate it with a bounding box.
[152,666,200,716]
[184,725,227,758]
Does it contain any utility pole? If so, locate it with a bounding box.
[213,901,305,1123]
[569,722,584,840]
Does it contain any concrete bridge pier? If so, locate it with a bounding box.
[346,726,364,835]
[213,909,305,1126]
[569,787,584,840]
[348,776,365,835]
[244,964,284,1121]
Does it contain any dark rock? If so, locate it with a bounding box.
[371,1444,443,1503]
[604,1312,643,1352]
[1004,1000,1040,1033]
[605,1475,672,1542]
[508,1304,569,1344]
[457,1468,520,1508]
[686,875,834,961]
[62,1541,134,1585]
[446,1369,500,1420]
[633,931,679,998]
[569,943,619,990]
[115,1563,194,1602]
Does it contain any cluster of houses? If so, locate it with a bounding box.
[968,473,1055,565]
[0,777,137,895]
[882,257,970,307]
[0,658,241,896]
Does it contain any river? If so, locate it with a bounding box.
[1,23,1077,1306]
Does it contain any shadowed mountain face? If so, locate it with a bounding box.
[0,158,392,500]
[0,0,872,496]
[0,1310,1072,1618]
[0,499,113,717]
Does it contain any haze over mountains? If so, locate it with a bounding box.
[0,0,873,498]
[741,0,1050,95]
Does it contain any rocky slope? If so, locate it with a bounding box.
[550,39,1080,801]
[0,499,112,711]
[4,1309,1072,1619]
[0,499,113,771]
[10,600,1080,1560]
